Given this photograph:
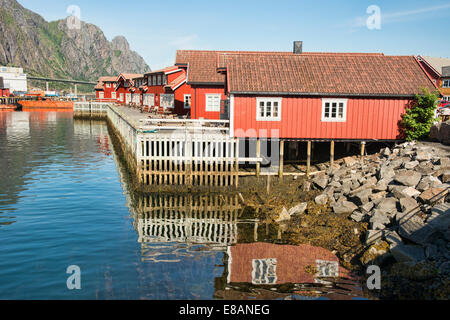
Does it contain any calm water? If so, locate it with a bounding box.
[0,111,363,300]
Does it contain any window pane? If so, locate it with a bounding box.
[339,103,344,118]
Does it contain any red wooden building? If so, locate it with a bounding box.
[95,76,117,102]
[219,52,436,141]
[417,56,450,101]
[115,73,142,104]
[143,66,191,115]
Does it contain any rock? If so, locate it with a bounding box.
[341,181,352,194]
[385,230,403,248]
[301,181,312,192]
[370,191,387,202]
[374,179,390,192]
[366,229,384,245]
[376,197,398,212]
[315,194,328,206]
[382,147,391,156]
[398,215,436,246]
[416,175,443,192]
[442,171,450,183]
[401,187,421,199]
[370,210,391,226]
[331,200,358,214]
[390,185,408,199]
[360,201,375,213]
[427,203,450,232]
[276,207,291,223]
[404,160,419,170]
[394,171,422,187]
[415,151,432,162]
[351,188,372,205]
[400,197,419,213]
[390,244,425,263]
[350,211,365,222]
[418,188,448,204]
[288,202,308,216]
[437,157,450,167]
[360,241,390,265]
[343,156,358,167]
[378,166,395,180]
[313,176,329,190]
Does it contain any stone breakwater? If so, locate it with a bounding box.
[303,141,449,272]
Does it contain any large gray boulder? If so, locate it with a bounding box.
[331,200,358,214]
[394,171,422,187]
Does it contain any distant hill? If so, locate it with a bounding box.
[0,0,151,89]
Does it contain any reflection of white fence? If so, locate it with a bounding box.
[74,102,110,115]
[134,194,241,246]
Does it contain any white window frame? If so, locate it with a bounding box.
[251,258,277,285]
[205,94,221,112]
[256,97,282,121]
[443,80,450,88]
[321,98,348,122]
[157,75,162,86]
[152,76,156,86]
[161,94,175,108]
[184,94,192,109]
[147,94,155,106]
[98,92,104,99]
[106,83,111,88]
[111,92,116,99]
[443,96,450,102]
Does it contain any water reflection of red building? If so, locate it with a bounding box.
[97,134,111,156]
[217,242,364,300]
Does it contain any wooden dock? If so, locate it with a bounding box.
[75,103,257,189]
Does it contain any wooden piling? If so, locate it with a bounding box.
[330,141,335,167]
[256,138,261,178]
[279,140,284,179]
[306,141,312,178]
[360,141,366,164]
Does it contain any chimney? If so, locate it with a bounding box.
[293,41,303,54]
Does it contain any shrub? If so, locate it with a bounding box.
[401,88,439,141]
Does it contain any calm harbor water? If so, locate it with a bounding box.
[0,111,363,300]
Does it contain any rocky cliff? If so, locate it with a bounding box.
[0,0,151,82]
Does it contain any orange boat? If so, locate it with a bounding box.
[18,100,74,110]
[0,104,17,111]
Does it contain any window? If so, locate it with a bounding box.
[161,94,175,108]
[147,94,155,106]
[252,259,277,285]
[106,83,111,88]
[157,75,162,85]
[184,94,191,109]
[163,75,167,85]
[444,96,450,102]
[111,92,116,99]
[321,99,347,122]
[443,80,450,88]
[99,92,104,99]
[205,94,221,112]
[152,76,156,86]
[256,98,282,121]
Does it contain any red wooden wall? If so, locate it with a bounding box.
[232,95,410,140]
[191,85,226,120]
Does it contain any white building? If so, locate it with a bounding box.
[0,66,27,93]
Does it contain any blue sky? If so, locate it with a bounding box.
[18,0,450,70]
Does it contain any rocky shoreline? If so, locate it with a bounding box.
[269,141,449,299]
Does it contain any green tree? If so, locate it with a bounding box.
[401,88,439,141]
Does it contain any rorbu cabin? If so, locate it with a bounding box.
[143,66,190,115]
[213,49,437,175]
[115,73,143,105]
[417,56,450,102]
[95,76,117,102]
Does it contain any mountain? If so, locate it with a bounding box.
[0,0,151,85]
